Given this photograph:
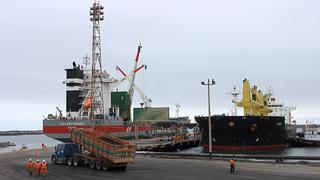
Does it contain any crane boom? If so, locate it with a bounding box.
[116,66,126,76]
[56,107,63,118]
[133,64,145,73]
[115,65,152,107]
[128,44,142,104]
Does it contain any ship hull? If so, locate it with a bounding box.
[43,118,151,142]
[195,116,286,152]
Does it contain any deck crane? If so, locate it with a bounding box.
[116,66,152,107]
[78,43,150,119]
[116,44,152,107]
[128,43,142,104]
[107,65,145,92]
[56,107,63,118]
[117,66,152,107]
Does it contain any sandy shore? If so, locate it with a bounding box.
[0,148,320,180]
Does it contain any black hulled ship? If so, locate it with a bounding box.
[195,115,285,151]
[196,79,287,152]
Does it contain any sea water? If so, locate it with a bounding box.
[0,134,60,153]
[181,146,320,157]
[1,134,320,157]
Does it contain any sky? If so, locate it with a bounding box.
[0,0,320,130]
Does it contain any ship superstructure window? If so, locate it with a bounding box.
[67,83,82,87]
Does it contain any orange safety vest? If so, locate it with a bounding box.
[35,162,41,170]
[41,163,47,172]
[230,160,235,166]
[27,162,34,170]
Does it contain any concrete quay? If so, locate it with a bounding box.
[1,148,320,180]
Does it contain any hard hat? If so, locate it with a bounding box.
[43,160,46,163]
[37,159,39,162]
[29,159,32,162]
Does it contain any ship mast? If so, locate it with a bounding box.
[176,102,181,118]
[89,1,105,119]
[227,86,240,116]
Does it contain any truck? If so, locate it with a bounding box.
[51,129,136,170]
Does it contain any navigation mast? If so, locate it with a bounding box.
[89,1,105,119]
[227,86,240,116]
[176,102,181,118]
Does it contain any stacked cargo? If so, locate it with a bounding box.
[70,129,136,169]
[133,107,169,121]
[111,91,131,121]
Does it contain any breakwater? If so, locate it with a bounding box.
[0,142,15,148]
[0,130,43,136]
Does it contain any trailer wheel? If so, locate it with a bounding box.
[90,160,96,169]
[68,158,73,166]
[73,158,80,167]
[96,160,102,170]
[102,161,108,171]
[51,156,57,165]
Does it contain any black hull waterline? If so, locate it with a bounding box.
[195,116,286,151]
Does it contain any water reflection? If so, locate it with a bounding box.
[182,146,320,157]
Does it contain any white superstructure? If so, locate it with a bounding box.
[79,68,116,119]
[266,88,296,124]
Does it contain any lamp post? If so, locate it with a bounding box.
[201,79,215,159]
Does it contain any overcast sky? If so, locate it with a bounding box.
[0,0,319,130]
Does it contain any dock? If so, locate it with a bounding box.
[287,137,320,147]
[0,130,43,136]
[132,134,200,152]
[1,148,320,180]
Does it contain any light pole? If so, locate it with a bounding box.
[201,79,215,159]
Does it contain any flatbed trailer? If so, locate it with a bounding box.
[51,129,136,170]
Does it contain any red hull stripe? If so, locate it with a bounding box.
[202,144,286,151]
[43,125,150,134]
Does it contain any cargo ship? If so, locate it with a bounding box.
[43,2,186,142]
[195,79,295,151]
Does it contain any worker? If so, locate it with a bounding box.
[229,158,235,174]
[41,160,47,176]
[42,143,47,150]
[26,159,34,176]
[34,159,41,176]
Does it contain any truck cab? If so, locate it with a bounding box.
[51,143,79,164]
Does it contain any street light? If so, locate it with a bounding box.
[201,78,215,159]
